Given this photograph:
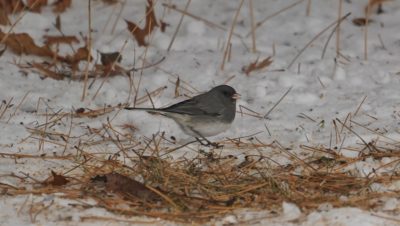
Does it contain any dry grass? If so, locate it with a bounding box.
[1,0,399,224]
[1,105,400,223]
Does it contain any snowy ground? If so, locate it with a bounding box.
[1,0,400,225]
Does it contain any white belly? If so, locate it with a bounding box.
[165,113,232,137]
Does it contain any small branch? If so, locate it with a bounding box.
[249,0,256,52]
[264,86,292,119]
[167,0,191,51]
[287,12,351,69]
[221,0,244,71]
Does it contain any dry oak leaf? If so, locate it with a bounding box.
[365,0,391,15]
[61,45,92,64]
[99,51,122,66]
[43,35,79,46]
[43,170,69,186]
[0,0,25,14]
[242,56,273,76]
[27,0,48,13]
[0,8,10,25]
[125,0,159,46]
[52,0,72,13]
[352,18,374,27]
[95,173,160,201]
[0,31,56,57]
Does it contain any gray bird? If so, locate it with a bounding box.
[125,85,239,146]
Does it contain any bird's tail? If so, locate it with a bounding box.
[124,107,165,114]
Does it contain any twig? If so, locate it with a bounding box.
[221,0,244,70]
[0,1,40,44]
[111,0,126,34]
[249,0,256,52]
[364,1,370,60]
[167,0,191,51]
[287,12,351,69]
[306,0,312,16]
[264,87,292,119]
[81,0,92,101]
[336,118,373,154]
[162,3,235,35]
[246,0,305,37]
[6,91,30,123]
[336,0,343,58]
[353,96,367,117]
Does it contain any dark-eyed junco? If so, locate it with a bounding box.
[125,85,239,146]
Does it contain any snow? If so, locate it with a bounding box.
[1,0,400,225]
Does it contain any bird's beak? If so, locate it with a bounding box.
[232,93,241,100]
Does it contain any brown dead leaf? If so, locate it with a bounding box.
[352,18,374,26]
[99,51,122,66]
[43,35,79,46]
[62,45,92,65]
[242,57,273,76]
[125,0,159,46]
[0,45,6,58]
[0,31,56,57]
[43,170,69,186]
[365,0,391,15]
[160,20,169,32]
[52,0,71,13]
[27,0,48,13]
[0,0,25,25]
[174,77,180,97]
[0,8,10,25]
[99,173,159,201]
[102,0,119,5]
[55,15,61,30]
[0,0,25,14]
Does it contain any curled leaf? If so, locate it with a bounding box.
[125,0,159,46]
[242,57,273,76]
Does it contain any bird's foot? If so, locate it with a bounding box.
[209,142,223,148]
[195,137,223,148]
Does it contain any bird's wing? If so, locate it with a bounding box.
[161,94,221,116]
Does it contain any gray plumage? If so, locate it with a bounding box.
[125,85,238,138]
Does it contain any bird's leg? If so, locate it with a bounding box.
[191,127,223,148]
[196,137,223,148]
[195,137,208,146]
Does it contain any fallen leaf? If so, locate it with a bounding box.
[75,107,85,114]
[125,0,159,46]
[27,0,48,13]
[352,18,374,26]
[99,51,122,66]
[0,31,56,57]
[0,45,6,57]
[55,15,61,31]
[0,0,25,25]
[94,173,160,201]
[43,35,79,46]
[242,57,273,76]
[0,8,10,25]
[159,20,169,32]
[0,0,25,14]
[365,0,391,15]
[43,170,69,186]
[52,0,71,13]
[174,77,180,97]
[102,0,119,5]
[62,45,92,64]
